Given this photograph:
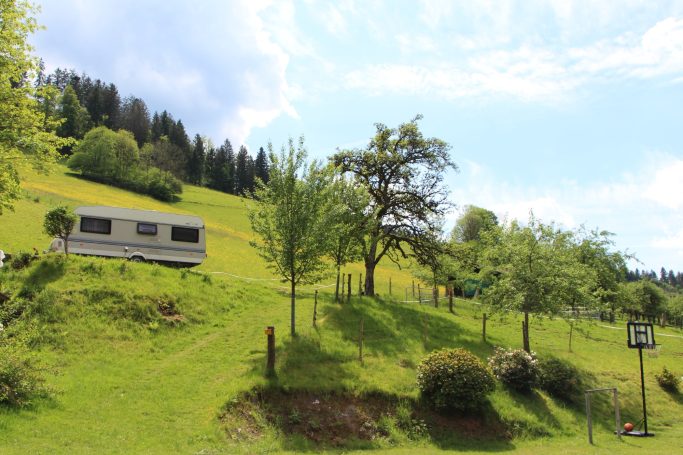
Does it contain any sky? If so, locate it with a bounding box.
[30,0,683,272]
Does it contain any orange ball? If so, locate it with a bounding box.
[624,422,634,432]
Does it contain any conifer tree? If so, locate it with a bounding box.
[254,146,269,184]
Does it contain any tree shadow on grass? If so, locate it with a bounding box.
[247,332,358,391]
[324,297,495,361]
[419,400,516,452]
[16,257,67,301]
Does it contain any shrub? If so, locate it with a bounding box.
[488,347,539,393]
[0,344,47,407]
[538,357,581,401]
[655,367,680,393]
[416,348,495,411]
[10,252,34,270]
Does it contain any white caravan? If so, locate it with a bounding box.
[49,206,206,266]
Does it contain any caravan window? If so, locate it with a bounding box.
[81,217,111,234]
[172,226,199,243]
[137,223,157,235]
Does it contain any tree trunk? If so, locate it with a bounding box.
[523,311,530,353]
[290,278,296,337]
[335,266,341,302]
[364,240,378,296]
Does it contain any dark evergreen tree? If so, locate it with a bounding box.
[668,269,676,287]
[150,112,163,142]
[209,140,230,192]
[119,96,151,148]
[86,79,105,125]
[254,146,269,184]
[660,267,667,282]
[101,83,121,129]
[205,146,216,187]
[187,134,205,185]
[235,145,253,195]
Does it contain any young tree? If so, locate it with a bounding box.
[43,205,77,254]
[249,137,332,336]
[482,214,595,353]
[332,115,456,296]
[0,1,66,214]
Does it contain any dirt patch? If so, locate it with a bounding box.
[157,298,184,322]
[220,388,510,448]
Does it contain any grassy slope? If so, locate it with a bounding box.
[0,167,682,454]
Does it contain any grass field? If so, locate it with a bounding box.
[0,167,682,454]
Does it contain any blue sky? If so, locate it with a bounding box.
[31,0,683,271]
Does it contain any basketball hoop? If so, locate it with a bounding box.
[645,344,661,358]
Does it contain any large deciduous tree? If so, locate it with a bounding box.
[452,205,498,243]
[332,115,456,296]
[249,137,332,336]
[482,214,595,353]
[67,126,139,181]
[0,0,66,214]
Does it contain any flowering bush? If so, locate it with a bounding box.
[416,348,495,411]
[488,347,539,393]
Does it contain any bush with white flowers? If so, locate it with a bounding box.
[488,347,539,393]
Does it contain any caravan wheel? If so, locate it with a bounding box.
[129,255,145,263]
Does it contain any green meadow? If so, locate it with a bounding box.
[0,167,682,454]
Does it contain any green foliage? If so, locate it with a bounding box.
[0,0,67,214]
[332,115,456,296]
[249,137,333,336]
[416,348,495,411]
[488,347,539,393]
[56,85,90,143]
[67,126,139,180]
[655,367,680,393]
[43,205,76,253]
[0,341,47,407]
[538,357,582,402]
[482,213,596,351]
[10,251,35,270]
[68,127,181,201]
[452,205,498,243]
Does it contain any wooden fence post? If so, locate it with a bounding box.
[412,280,415,298]
[389,277,392,296]
[359,318,364,366]
[568,321,573,352]
[266,326,275,377]
[482,313,487,342]
[417,283,422,304]
[359,273,363,297]
[448,283,454,313]
[341,272,345,301]
[347,273,352,303]
[313,290,318,328]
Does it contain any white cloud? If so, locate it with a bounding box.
[33,0,299,147]
[451,155,683,269]
[344,16,683,102]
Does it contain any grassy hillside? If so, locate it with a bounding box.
[1,167,682,454]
